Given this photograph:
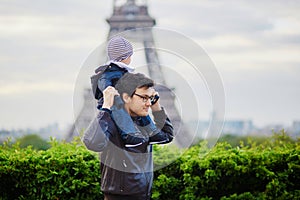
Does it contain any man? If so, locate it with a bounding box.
[83,73,174,200]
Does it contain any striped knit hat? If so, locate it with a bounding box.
[107,36,133,62]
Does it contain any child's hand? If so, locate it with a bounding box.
[102,86,119,109]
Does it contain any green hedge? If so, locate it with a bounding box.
[0,138,101,200]
[0,132,299,200]
[152,131,300,200]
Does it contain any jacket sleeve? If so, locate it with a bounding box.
[148,108,174,145]
[82,110,111,152]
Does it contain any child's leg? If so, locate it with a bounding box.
[111,96,148,147]
[136,115,157,133]
[111,96,137,134]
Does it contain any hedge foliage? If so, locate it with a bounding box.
[0,137,101,200]
[152,131,300,200]
[0,131,299,200]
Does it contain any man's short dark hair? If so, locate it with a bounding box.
[115,73,154,96]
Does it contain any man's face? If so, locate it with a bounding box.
[125,86,155,117]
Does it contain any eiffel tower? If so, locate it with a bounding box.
[67,0,193,148]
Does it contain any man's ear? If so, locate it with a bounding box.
[122,93,131,103]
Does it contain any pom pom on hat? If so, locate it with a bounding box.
[107,36,133,62]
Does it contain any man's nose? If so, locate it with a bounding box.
[145,98,151,106]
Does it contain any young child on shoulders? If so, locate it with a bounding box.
[96,36,156,147]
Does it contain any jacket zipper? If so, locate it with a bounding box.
[120,159,127,193]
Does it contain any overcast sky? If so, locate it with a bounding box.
[1,0,300,131]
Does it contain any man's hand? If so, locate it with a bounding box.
[150,91,161,112]
[102,86,119,109]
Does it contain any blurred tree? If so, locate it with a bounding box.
[218,134,268,147]
[17,134,50,150]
